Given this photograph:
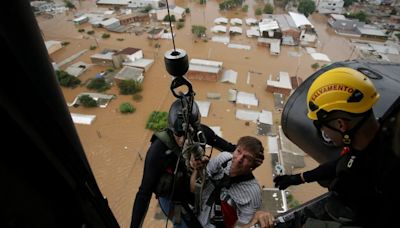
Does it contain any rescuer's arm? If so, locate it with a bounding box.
[274,159,338,190]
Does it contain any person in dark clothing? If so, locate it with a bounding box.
[130,99,236,228]
[273,67,400,227]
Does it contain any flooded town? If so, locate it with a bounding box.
[28,0,400,227]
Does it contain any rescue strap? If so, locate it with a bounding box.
[154,130,181,157]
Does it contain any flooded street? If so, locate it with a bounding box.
[38,1,355,227]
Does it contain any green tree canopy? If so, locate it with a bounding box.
[146,111,168,131]
[298,0,316,17]
[142,4,153,13]
[120,102,135,114]
[55,70,81,88]
[192,25,206,38]
[102,33,110,39]
[347,11,367,22]
[64,0,76,10]
[311,63,320,70]
[87,77,110,92]
[118,80,142,95]
[177,22,184,29]
[344,0,356,7]
[219,0,244,10]
[163,15,176,22]
[263,3,274,14]
[79,95,97,107]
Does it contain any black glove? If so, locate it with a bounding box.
[273,174,304,190]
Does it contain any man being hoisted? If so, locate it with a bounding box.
[130,98,236,228]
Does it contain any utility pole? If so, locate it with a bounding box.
[93,35,99,48]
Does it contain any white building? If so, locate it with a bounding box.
[229,26,243,34]
[316,0,344,14]
[214,17,229,24]
[128,0,162,9]
[187,59,223,81]
[151,6,185,21]
[211,25,227,33]
[259,18,280,38]
[45,40,63,55]
[99,18,120,30]
[114,66,144,83]
[245,18,258,26]
[73,15,89,25]
[65,61,90,77]
[289,12,317,46]
[116,47,143,62]
[266,71,292,95]
[96,0,131,6]
[230,18,243,25]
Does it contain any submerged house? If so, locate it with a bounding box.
[328,14,364,36]
[112,47,143,68]
[259,18,281,39]
[187,58,223,82]
[266,71,293,96]
[289,12,318,47]
[147,28,164,39]
[90,50,116,67]
[114,66,144,84]
[273,14,300,46]
[45,40,63,55]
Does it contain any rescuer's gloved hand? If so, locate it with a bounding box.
[273,174,304,190]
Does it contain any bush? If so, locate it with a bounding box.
[255,8,262,15]
[90,45,97,50]
[133,94,143,101]
[102,33,110,39]
[87,77,111,92]
[79,95,97,107]
[120,102,135,113]
[311,63,320,69]
[61,41,70,46]
[185,7,190,13]
[55,70,81,88]
[298,0,316,17]
[87,30,95,35]
[192,25,206,38]
[146,111,168,131]
[142,4,153,13]
[263,3,274,14]
[118,80,142,95]
[117,38,124,41]
[163,15,176,22]
[78,29,85,33]
[242,5,249,12]
[177,22,184,29]
[286,193,301,209]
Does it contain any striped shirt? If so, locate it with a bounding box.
[198,152,262,228]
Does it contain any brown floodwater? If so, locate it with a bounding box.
[37,1,356,227]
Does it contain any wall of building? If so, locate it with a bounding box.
[187,71,218,82]
[266,86,291,96]
[90,58,114,67]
